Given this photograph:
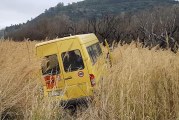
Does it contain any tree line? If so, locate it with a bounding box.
[4,5,179,52]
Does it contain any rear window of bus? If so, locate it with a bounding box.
[41,54,60,75]
[62,49,85,72]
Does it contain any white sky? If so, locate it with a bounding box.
[0,0,83,29]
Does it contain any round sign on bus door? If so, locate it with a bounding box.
[78,71,84,77]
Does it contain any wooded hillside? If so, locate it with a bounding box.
[3,0,179,51]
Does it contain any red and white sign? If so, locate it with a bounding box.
[78,71,84,77]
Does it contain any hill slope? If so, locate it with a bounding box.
[41,0,177,20]
[4,0,179,40]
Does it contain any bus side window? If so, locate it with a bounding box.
[87,43,102,65]
[92,43,102,57]
[96,43,102,56]
[41,54,60,75]
[87,46,96,64]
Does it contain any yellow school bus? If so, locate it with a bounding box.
[35,33,103,102]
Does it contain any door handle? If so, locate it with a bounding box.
[64,76,72,80]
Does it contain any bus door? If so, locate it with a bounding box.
[39,43,65,97]
[59,40,91,98]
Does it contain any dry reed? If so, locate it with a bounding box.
[0,40,179,120]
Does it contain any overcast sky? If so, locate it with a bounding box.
[0,0,83,29]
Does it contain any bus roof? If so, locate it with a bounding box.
[35,33,97,47]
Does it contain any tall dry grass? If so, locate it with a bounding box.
[80,43,179,120]
[0,40,179,120]
[0,40,62,120]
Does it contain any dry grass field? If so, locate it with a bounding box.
[0,40,179,120]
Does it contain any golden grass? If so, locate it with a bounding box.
[80,43,179,120]
[0,40,179,120]
[0,40,61,120]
